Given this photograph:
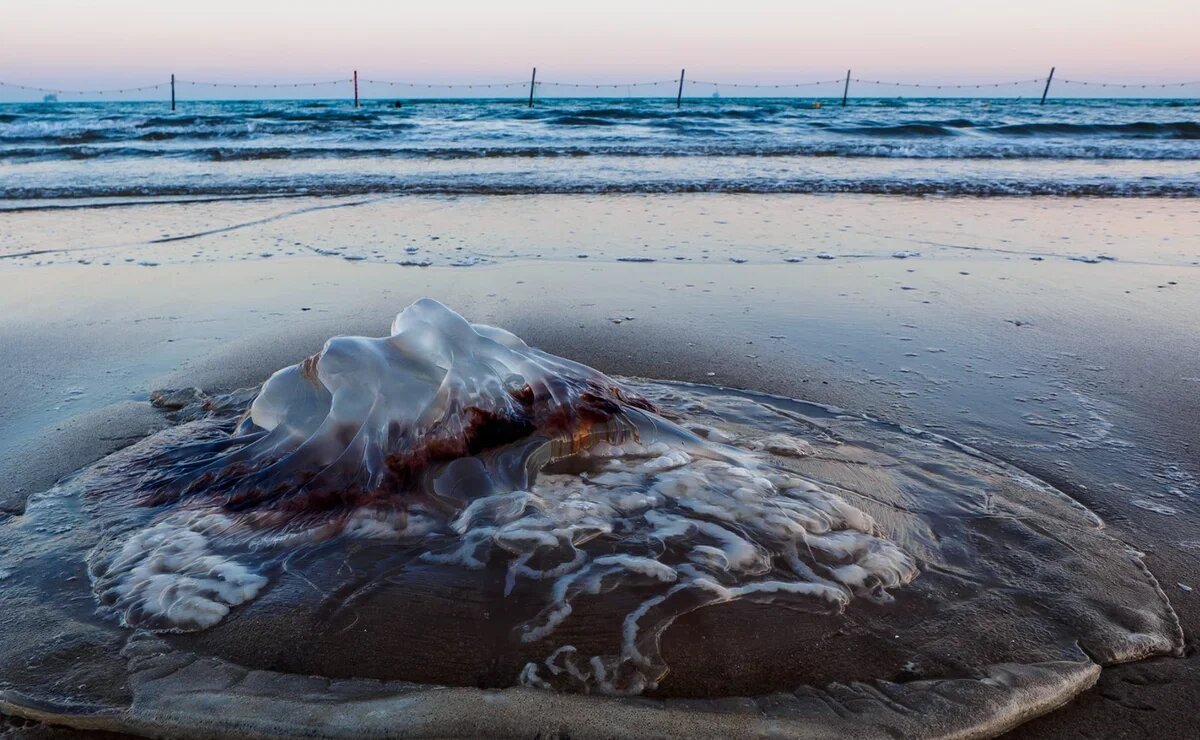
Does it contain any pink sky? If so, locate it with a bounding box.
[2,0,1197,91]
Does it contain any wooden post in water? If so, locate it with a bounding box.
[841,69,851,107]
[1040,67,1055,105]
[528,67,537,107]
[170,74,175,111]
[676,69,685,108]
[353,70,359,107]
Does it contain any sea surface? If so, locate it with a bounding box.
[1,97,1198,200]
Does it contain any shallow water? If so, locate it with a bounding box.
[3,193,1197,270]
[2,98,1198,198]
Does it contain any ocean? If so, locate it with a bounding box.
[1,97,1198,201]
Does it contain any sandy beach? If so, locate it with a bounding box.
[0,193,1196,736]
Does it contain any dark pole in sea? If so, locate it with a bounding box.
[1040,67,1055,105]
[841,69,851,107]
[676,69,685,108]
[528,67,537,108]
[353,70,359,108]
[170,74,175,111]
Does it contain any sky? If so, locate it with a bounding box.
[1,0,1197,95]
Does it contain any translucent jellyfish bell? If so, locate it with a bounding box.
[0,300,1183,738]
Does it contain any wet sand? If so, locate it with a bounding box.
[0,193,1197,737]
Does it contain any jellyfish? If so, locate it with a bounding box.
[0,300,1182,737]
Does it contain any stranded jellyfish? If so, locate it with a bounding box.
[0,300,1182,737]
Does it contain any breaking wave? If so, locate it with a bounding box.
[2,98,1197,199]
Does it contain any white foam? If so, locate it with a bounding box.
[1131,499,1179,516]
[750,433,816,458]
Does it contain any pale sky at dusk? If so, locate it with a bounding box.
[2,0,1197,91]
